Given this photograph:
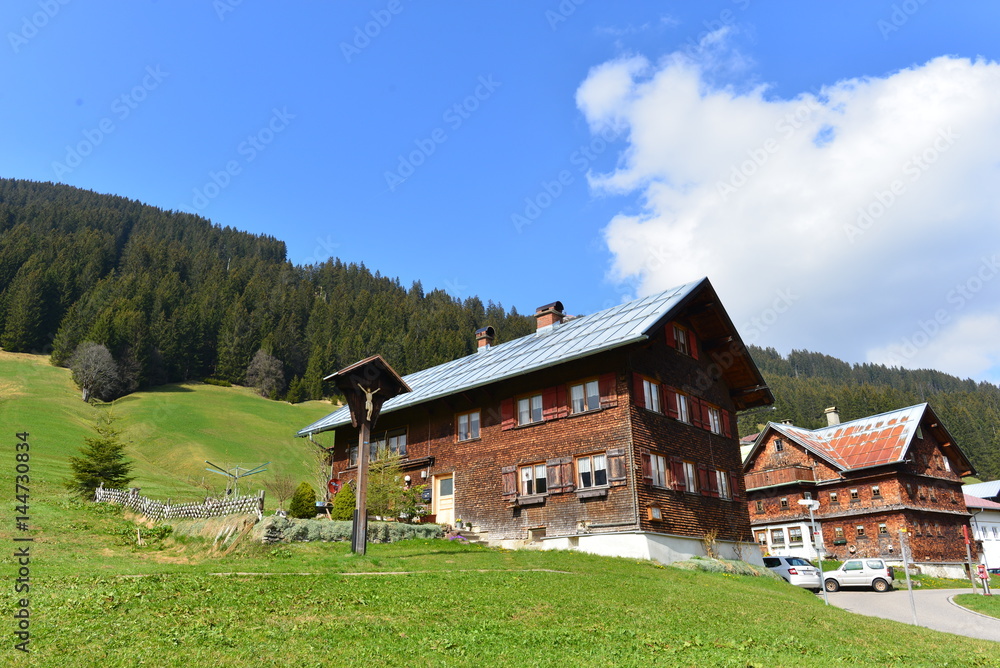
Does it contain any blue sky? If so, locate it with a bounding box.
[3,1,1000,383]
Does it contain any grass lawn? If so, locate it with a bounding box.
[954,592,1000,618]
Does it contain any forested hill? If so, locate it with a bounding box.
[740,346,1000,480]
[0,178,534,399]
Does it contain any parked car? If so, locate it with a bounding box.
[823,558,895,592]
[763,556,823,592]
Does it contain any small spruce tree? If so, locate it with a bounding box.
[66,408,134,498]
[330,484,356,521]
[288,481,317,519]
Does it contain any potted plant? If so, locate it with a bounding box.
[455,518,464,530]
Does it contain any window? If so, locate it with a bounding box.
[648,505,663,521]
[570,380,600,414]
[707,407,722,434]
[788,527,803,544]
[803,492,812,500]
[642,379,661,413]
[856,525,866,537]
[457,411,480,441]
[872,485,881,498]
[754,500,764,513]
[774,438,784,452]
[716,470,730,499]
[650,453,667,487]
[517,394,543,425]
[850,488,859,501]
[578,454,608,488]
[924,523,931,535]
[829,491,839,504]
[779,496,789,509]
[915,523,921,536]
[520,464,547,496]
[676,393,690,423]
[943,456,951,472]
[370,427,407,459]
[683,461,697,493]
[673,324,689,355]
[878,523,888,535]
[844,560,863,571]
[770,528,786,546]
[935,523,942,536]
[755,530,767,545]
[834,527,845,541]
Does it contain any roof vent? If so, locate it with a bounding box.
[475,326,495,352]
[535,301,564,332]
[824,406,841,426]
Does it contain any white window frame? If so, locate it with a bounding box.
[673,324,689,355]
[517,394,543,425]
[578,453,608,489]
[683,460,697,494]
[716,470,730,499]
[788,527,803,544]
[676,393,690,423]
[707,406,722,434]
[520,464,547,496]
[642,379,661,413]
[650,453,667,488]
[457,410,480,442]
[770,528,786,546]
[570,379,600,414]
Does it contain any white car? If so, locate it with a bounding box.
[763,556,823,592]
[823,558,895,592]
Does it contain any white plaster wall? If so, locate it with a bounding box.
[539,531,764,567]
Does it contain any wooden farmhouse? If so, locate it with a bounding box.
[298,278,773,563]
[742,404,977,577]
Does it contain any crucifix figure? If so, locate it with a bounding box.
[359,385,380,422]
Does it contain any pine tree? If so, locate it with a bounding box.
[288,481,317,519]
[66,408,134,498]
[330,483,356,521]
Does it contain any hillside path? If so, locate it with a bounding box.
[825,588,1000,643]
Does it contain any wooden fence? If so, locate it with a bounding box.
[95,484,265,521]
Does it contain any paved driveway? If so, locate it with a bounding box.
[824,587,1000,642]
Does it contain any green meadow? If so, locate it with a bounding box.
[1,351,998,666]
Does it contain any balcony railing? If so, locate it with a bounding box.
[745,465,815,490]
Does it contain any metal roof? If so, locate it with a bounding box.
[965,493,1000,510]
[964,480,1000,500]
[297,278,706,437]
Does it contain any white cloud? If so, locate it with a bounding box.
[578,42,1000,384]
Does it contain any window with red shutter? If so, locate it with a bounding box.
[598,372,617,408]
[688,329,699,360]
[640,451,652,486]
[670,457,687,492]
[632,372,646,409]
[542,386,560,420]
[729,472,743,501]
[664,386,679,419]
[607,448,627,486]
[500,398,515,430]
[698,464,711,496]
[501,466,517,497]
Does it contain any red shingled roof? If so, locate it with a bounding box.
[965,493,1000,510]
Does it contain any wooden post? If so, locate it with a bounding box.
[351,422,371,555]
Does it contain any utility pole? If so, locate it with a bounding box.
[899,529,918,626]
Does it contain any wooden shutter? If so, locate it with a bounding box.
[689,397,704,429]
[632,372,646,408]
[608,448,627,486]
[639,451,652,486]
[501,466,517,497]
[707,468,720,497]
[688,329,699,360]
[560,459,575,492]
[664,386,679,419]
[701,402,711,431]
[665,323,677,349]
[722,411,732,438]
[555,384,568,417]
[598,373,617,408]
[698,464,712,496]
[500,398,515,430]
[729,471,744,501]
[542,386,560,421]
[670,457,687,492]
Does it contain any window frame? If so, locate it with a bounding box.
[519,463,548,496]
[707,406,722,435]
[577,453,608,489]
[716,470,730,500]
[774,438,784,452]
[829,491,839,504]
[871,485,881,498]
[788,527,804,545]
[770,528,786,546]
[516,393,544,426]
[675,392,691,423]
[672,324,690,355]
[754,499,764,513]
[641,377,661,413]
[456,410,481,442]
[779,496,789,509]
[352,427,408,465]
[650,453,668,488]
[569,379,601,415]
[856,525,866,537]
[849,488,859,501]
[683,460,697,494]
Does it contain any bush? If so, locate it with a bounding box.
[203,377,232,387]
[288,482,317,519]
[330,484,355,521]
[257,516,443,543]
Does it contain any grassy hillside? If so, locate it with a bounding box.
[0,351,333,502]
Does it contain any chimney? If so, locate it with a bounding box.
[475,326,495,352]
[824,406,841,426]
[780,419,794,425]
[534,301,565,332]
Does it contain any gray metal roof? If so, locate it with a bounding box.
[964,480,1000,499]
[297,278,706,437]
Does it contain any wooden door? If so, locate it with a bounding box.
[434,474,455,526]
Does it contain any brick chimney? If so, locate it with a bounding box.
[824,406,841,426]
[475,326,495,352]
[534,301,564,331]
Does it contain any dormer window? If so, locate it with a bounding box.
[673,325,689,355]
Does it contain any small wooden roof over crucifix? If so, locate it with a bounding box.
[324,355,411,429]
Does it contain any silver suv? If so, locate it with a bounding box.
[823,558,895,592]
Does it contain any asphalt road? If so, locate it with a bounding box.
[824,587,1000,642]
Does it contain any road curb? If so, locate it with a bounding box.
[948,593,1000,622]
